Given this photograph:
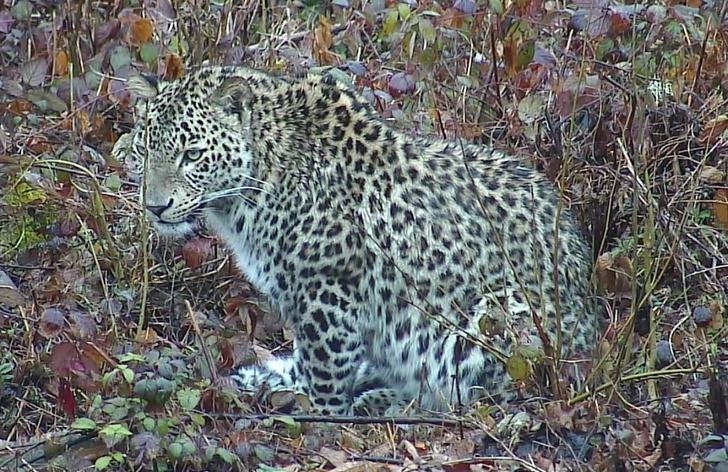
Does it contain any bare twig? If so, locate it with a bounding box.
[215,412,466,427]
[245,23,350,54]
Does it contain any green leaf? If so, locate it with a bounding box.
[506,354,529,381]
[103,173,122,192]
[119,365,134,384]
[218,447,235,464]
[516,40,535,69]
[12,0,33,20]
[418,18,436,43]
[109,46,132,73]
[143,417,155,431]
[488,0,504,15]
[418,49,438,67]
[397,3,411,20]
[100,423,133,448]
[189,412,206,426]
[382,8,399,37]
[119,352,145,363]
[177,388,201,411]
[70,418,96,430]
[100,424,133,436]
[167,442,183,459]
[95,456,113,470]
[139,42,158,64]
[182,438,196,455]
[275,415,298,427]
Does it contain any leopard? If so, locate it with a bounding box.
[122,64,600,416]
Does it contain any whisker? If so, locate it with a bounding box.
[207,184,273,200]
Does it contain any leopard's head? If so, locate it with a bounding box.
[125,66,259,238]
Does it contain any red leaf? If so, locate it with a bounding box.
[218,337,234,370]
[94,19,121,48]
[388,72,415,98]
[49,342,76,374]
[182,237,214,269]
[58,378,76,418]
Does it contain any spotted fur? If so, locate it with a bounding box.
[124,65,599,415]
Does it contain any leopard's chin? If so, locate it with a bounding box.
[150,220,199,240]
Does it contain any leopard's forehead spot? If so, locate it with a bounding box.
[136,77,223,160]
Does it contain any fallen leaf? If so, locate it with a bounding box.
[67,310,97,339]
[136,328,159,344]
[388,72,415,98]
[700,115,728,146]
[49,342,76,374]
[182,237,214,269]
[20,58,48,87]
[39,307,66,338]
[55,50,69,76]
[700,165,725,184]
[0,270,24,307]
[160,53,185,80]
[94,19,121,47]
[128,17,153,46]
[506,353,529,381]
[517,94,543,124]
[713,189,728,228]
[595,252,633,296]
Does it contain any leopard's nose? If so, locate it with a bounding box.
[146,199,172,217]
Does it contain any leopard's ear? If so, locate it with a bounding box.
[210,76,252,107]
[126,73,161,100]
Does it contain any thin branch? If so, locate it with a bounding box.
[214,412,467,427]
[245,23,350,54]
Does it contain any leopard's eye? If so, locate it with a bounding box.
[182,149,204,163]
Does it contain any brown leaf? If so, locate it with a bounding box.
[128,17,153,46]
[713,189,728,228]
[568,10,610,37]
[595,253,633,297]
[710,301,724,330]
[224,296,248,320]
[55,50,69,77]
[161,54,185,80]
[57,211,81,237]
[439,8,464,29]
[700,115,728,146]
[39,307,66,338]
[313,15,334,64]
[218,337,235,370]
[388,72,415,98]
[181,237,214,269]
[136,328,159,344]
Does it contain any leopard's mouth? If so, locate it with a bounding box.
[150,213,203,239]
